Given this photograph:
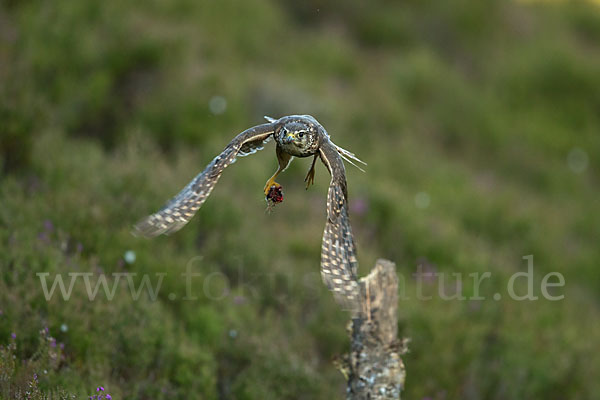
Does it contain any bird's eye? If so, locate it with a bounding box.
[298,132,304,138]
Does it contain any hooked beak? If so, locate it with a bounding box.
[284,132,296,144]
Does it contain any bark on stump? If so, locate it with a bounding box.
[336,259,407,400]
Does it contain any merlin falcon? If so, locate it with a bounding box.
[133,115,366,313]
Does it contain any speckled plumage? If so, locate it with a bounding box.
[133,115,365,313]
[133,123,275,237]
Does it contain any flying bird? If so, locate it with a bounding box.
[133,115,366,313]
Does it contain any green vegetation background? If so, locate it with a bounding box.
[1,0,599,398]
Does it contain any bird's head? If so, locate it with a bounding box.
[281,122,312,146]
[273,115,321,156]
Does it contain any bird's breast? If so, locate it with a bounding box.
[277,142,315,157]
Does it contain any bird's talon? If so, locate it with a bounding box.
[304,170,315,190]
[264,180,281,196]
[304,155,317,190]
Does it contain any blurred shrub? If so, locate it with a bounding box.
[0,329,73,399]
[0,103,34,174]
[15,1,163,149]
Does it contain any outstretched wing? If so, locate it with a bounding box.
[318,139,361,314]
[133,123,276,237]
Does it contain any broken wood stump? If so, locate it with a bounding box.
[335,259,408,400]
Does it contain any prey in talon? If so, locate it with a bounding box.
[265,184,284,212]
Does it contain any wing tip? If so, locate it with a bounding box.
[132,214,192,238]
[131,217,166,238]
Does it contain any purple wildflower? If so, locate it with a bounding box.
[350,197,369,216]
[44,220,54,232]
[38,232,50,243]
[106,395,112,399]
[97,386,104,392]
[11,332,16,339]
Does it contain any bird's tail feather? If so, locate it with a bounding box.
[335,145,367,172]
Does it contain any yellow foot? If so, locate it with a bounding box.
[264,180,282,196]
[304,167,315,190]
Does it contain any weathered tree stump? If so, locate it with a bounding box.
[336,259,408,399]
